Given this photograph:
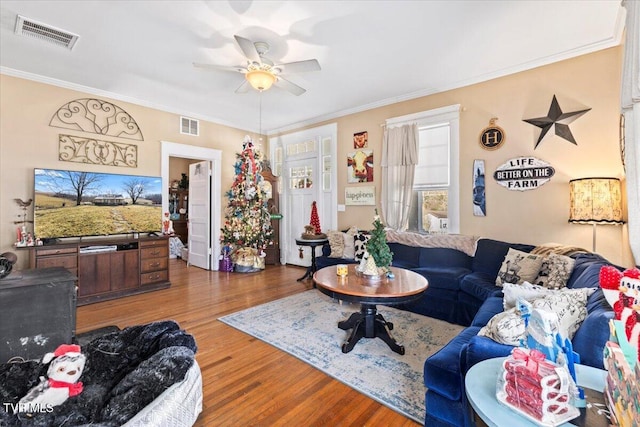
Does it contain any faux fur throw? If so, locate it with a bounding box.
[0,320,197,427]
[385,229,479,256]
[531,243,589,257]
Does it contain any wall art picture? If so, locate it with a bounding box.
[345,186,375,205]
[473,160,486,216]
[493,156,555,191]
[353,131,368,148]
[523,94,590,149]
[347,149,373,183]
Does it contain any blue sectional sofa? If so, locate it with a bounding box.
[315,236,617,427]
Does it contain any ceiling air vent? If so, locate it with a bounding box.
[181,117,199,136]
[15,15,79,50]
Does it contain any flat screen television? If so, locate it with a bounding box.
[34,168,163,240]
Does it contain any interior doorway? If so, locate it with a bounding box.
[161,141,222,270]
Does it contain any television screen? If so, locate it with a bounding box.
[34,168,163,239]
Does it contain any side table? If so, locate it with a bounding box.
[295,238,328,281]
[465,357,608,427]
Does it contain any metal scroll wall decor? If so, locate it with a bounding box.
[50,98,144,141]
[58,134,138,168]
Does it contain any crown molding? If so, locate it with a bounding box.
[0,66,259,134]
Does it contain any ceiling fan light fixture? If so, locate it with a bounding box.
[246,70,275,91]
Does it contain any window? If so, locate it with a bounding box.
[386,105,460,234]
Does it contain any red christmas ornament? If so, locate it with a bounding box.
[310,201,322,234]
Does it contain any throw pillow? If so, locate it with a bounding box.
[495,248,545,286]
[326,231,345,258]
[502,281,550,310]
[354,232,370,261]
[534,253,576,290]
[531,288,594,340]
[478,307,526,346]
[342,226,358,259]
[480,287,595,346]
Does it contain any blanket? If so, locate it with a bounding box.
[531,243,590,257]
[0,320,197,427]
[385,229,479,256]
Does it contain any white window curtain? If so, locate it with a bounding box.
[380,123,419,230]
[621,0,640,263]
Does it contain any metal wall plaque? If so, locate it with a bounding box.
[493,156,555,191]
[58,134,138,167]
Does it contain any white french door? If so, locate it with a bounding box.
[188,161,211,270]
[285,157,318,266]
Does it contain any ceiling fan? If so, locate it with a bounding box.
[194,35,321,96]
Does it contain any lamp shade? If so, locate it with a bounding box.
[568,177,624,224]
[246,70,276,91]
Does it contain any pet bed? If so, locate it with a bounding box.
[0,320,202,426]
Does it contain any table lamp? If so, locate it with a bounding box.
[568,177,625,252]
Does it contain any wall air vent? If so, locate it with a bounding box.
[181,117,199,136]
[15,15,79,50]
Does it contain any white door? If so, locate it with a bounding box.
[285,158,318,266]
[188,161,211,270]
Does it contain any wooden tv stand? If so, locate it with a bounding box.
[29,236,171,306]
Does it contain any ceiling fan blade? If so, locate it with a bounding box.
[235,79,250,94]
[274,59,321,73]
[193,62,246,73]
[234,35,261,63]
[274,77,306,96]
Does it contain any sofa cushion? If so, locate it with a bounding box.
[418,247,472,270]
[412,266,470,291]
[573,288,615,369]
[495,248,545,286]
[459,272,503,301]
[566,252,609,288]
[472,238,535,278]
[387,242,420,268]
[471,296,505,327]
[424,326,481,401]
[534,253,575,289]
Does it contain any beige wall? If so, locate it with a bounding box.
[0,74,256,269]
[275,46,633,267]
[1,46,633,269]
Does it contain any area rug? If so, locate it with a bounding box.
[218,289,463,423]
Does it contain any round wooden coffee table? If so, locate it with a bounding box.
[313,264,428,355]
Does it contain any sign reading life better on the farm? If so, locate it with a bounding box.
[345,186,375,205]
[493,156,555,191]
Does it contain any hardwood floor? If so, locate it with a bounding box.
[76,260,420,427]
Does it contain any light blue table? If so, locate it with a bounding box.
[465,357,607,427]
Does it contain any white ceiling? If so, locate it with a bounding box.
[0,1,625,134]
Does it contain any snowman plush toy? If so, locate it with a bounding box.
[16,344,85,413]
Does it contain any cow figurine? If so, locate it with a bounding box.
[16,344,85,413]
[347,150,373,182]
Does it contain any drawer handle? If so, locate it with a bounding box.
[147,274,160,280]
[150,250,161,256]
[150,262,160,267]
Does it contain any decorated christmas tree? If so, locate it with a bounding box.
[366,209,393,270]
[220,136,273,265]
